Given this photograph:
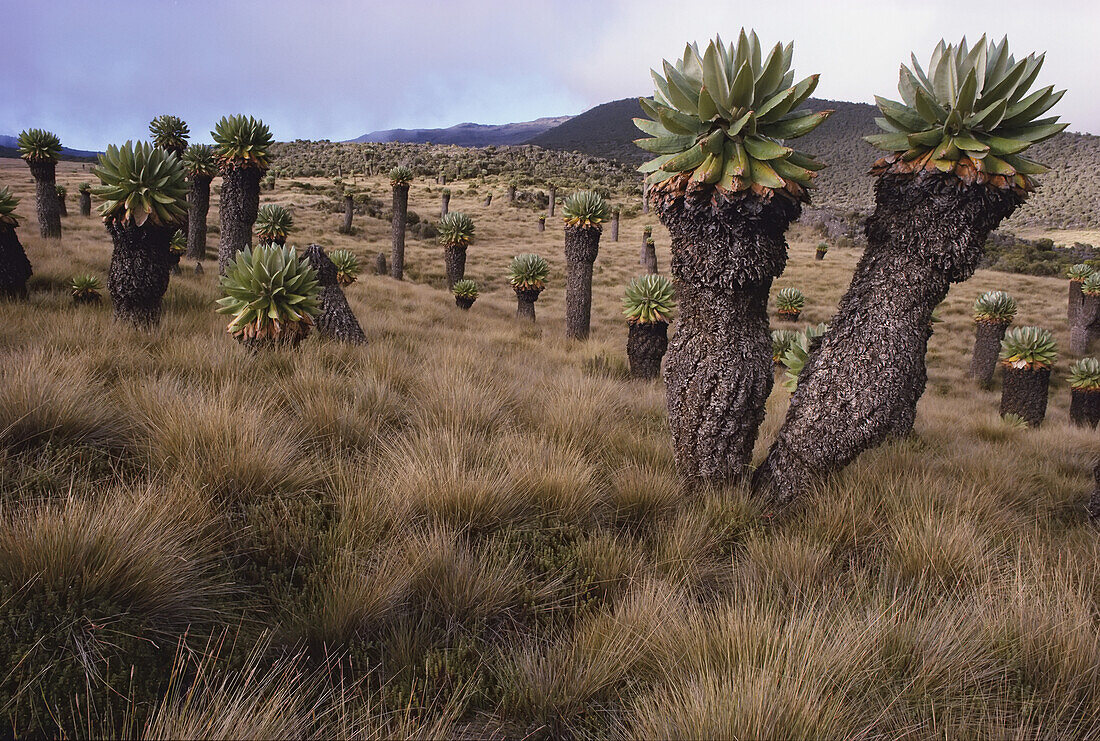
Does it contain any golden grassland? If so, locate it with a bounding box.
[1,156,1099,738]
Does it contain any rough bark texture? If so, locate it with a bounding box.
[455,296,475,310]
[627,321,668,379]
[57,193,67,217]
[777,311,800,323]
[755,173,1023,504]
[1070,294,1100,355]
[391,184,409,280]
[106,219,175,328]
[28,160,61,239]
[218,165,263,274]
[968,320,1009,386]
[186,174,212,261]
[640,229,651,265]
[564,225,601,340]
[1070,389,1100,428]
[0,228,33,299]
[375,252,388,275]
[1070,280,1084,326]
[655,186,800,486]
[441,192,450,218]
[303,244,367,345]
[343,195,354,233]
[1000,366,1050,428]
[79,191,91,217]
[507,185,516,203]
[1088,460,1100,522]
[611,212,619,242]
[444,245,467,289]
[548,187,556,217]
[515,287,541,321]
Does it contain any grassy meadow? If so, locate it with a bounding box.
[2,156,1099,738]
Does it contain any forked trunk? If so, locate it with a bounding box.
[79,191,91,217]
[564,225,601,340]
[391,183,409,280]
[1069,280,1084,326]
[515,287,541,321]
[627,321,668,379]
[106,218,175,327]
[343,195,354,233]
[441,191,450,218]
[1000,365,1050,428]
[218,165,263,274]
[755,173,1022,504]
[0,227,33,299]
[303,244,367,345]
[1070,294,1100,355]
[968,320,1009,386]
[655,186,799,486]
[444,245,466,289]
[28,160,61,239]
[1070,389,1100,429]
[186,174,212,261]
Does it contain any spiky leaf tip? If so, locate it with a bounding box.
[623,274,675,324]
[69,274,102,298]
[562,190,610,228]
[635,30,831,201]
[973,290,1017,322]
[211,115,273,170]
[771,328,800,363]
[389,166,414,186]
[254,204,294,244]
[182,144,219,178]
[149,115,190,154]
[999,326,1056,369]
[775,287,805,313]
[1069,357,1100,391]
[216,244,320,341]
[866,35,1067,191]
[509,253,549,291]
[329,249,360,286]
[92,141,188,227]
[18,129,62,162]
[452,279,479,300]
[1083,273,1100,296]
[169,229,186,254]
[438,212,475,248]
[0,186,21,228]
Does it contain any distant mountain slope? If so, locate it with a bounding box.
[0,135,100,161]
[527,98,1100,229]
[351,117,572,147]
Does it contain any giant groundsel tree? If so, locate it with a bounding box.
[213,115,273,274]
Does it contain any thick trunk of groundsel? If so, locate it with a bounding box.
[343,195,354,233]
[967,320,1009,386]
[186,174,212,261]
[218,165,263,275]
[106,219,175,328]
[515,287,541,321]
[57,194,67,217]
[483,194,492,207]
[0,228,33,299]
[375,252,388,275]
[564,225,601,340]
[611,212,619,242]
[441,192,450,218]
[627,321,668,380]
[1000,366,1050,427]
[507,185,516,203]
[1070,281,1084,326]
[548,187,556,217]
[28,160,61,239]
[639,230,649,265]
[1070,389,1100,429]
[537,219,545,233]
[1070,294,1100,355]
[455,296,475,310]
[79,191,91,217]
[304,245,367,345]
[656,187,800,487]
[815,250,826,261]
[444,245,466,289]
[391,184,409,280]
[755,173,1022,505]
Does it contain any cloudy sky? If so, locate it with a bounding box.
[4,0,1097,150]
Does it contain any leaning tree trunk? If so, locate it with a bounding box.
[218,165,263,274]
[185,174,212,261]
[656,187,800,487]
[548,187,556,217]
[391,183,409,280]
[343,195,354,233]
[1070,280,1085,326]
[754,173,1023,504]
[644,240,658,274]
[1000,365,1050,427]
[610,211,620,242]
[968,319,1010,386]
[79,190,91,217]
[443,245,466,289]
[303,244,367,345]
[27,160,61,239]
[1071,294,1100,355]
[515,287,541,321]
[106,218,175,327]
[1071,389,1100,429]
[564,225,601,340]
[627,321,668,379]
[441,191,450,218]
[0,227,33,299]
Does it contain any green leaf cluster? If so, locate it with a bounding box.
[78,182,91,193]
[1067,263,1095,281]
[17,129,62,162]
[1083,273,1100,296]
[438,212,475,248]
[181,144,219,178]
[622,274,675,324]
[771,328,800,363]
[999,326,1056,369]
[562,190,610,228]
[509,254,549,291]
[254,204,294,244]
[216,244,320,340]
[212,115,273,170]
[55,185,66,199]
[329,249,360,286]
[0,187,20,228]
[149,115,190,153]
[389,166,414,185]
[781,323,829,391]
[452,279,479,300]
[1068,358,1100,391]
[775,287,804,313]
[93,141,188,227]
[169,229,186,254]
[70,274,102,298]
[973,290,1017,322]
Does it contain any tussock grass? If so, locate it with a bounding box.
[1,157,1097,737]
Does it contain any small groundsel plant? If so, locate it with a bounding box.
[212,115,274,169]
[771,328,800,364]
[974,290,1017,322]
[216,244,320,344]
[389,166,414,186]
[55,184,66,199]
[452,279,479,301]
[93,141,188,226]
[1068,263,1095,282]
[329,249,360,286]
[622,275,676,324]
[17,128,62,161]
[182,144,219,177]
[70,274,102,303]
[509,254,549,291]
[0,187,20,227]
[1069,357,1100,391]
[149,114,190,153]
[438,212,475,248]
[562,190,610,228]
[776,287,804,318]
[999,326,1056,369]
[1083,273,1100,296]
[78,182,91,194]
[816,241,828,253]
[254,204,294,245]
[781,323,829,391]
